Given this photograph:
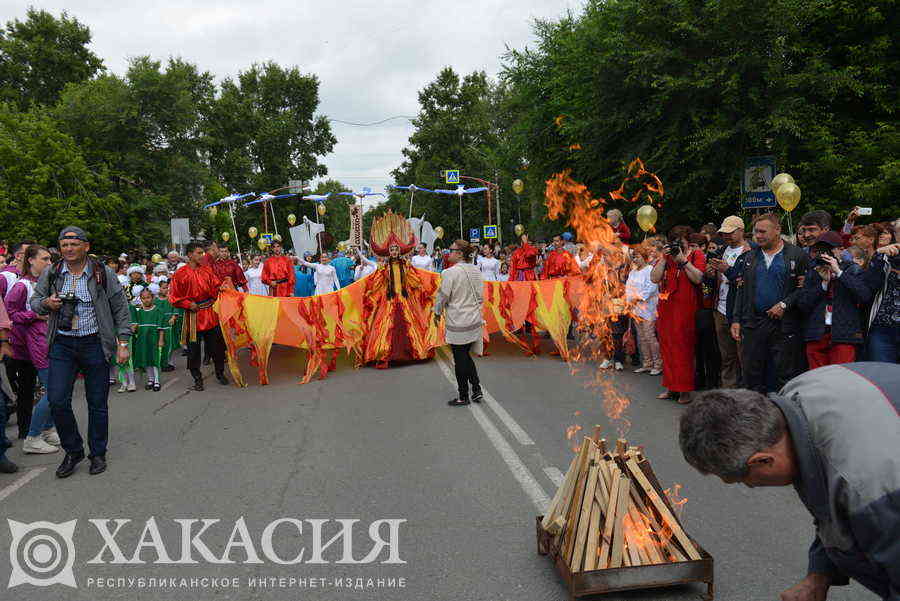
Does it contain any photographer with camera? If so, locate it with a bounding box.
[796,232,872,368]
[863,242,900,362]
[650,226,706,403]
[30,227,132,478]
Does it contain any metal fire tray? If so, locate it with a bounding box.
[536,516,714,600]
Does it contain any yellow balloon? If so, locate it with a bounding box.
[337,241,348,252]
[512,179,524,195]
[635,204,658,232]
[287,213,297,226]
[257,239,267,251]
[770,173,795,195]
[776,182,801,212]
[317,203,327,216]
[273,234,282,243]
[151,253,162,263]
[248,226,258,239]
[209,206,218,217]
[514,224,525,236]
[221,231,230,242]
[434,226,444,239]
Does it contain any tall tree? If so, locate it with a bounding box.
[0,8,103,109]
[206,62,336,193]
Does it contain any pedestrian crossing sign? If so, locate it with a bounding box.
[445,169,460,184]
[483,225,498,239]
[261,233,273,244]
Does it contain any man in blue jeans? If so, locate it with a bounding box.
[30,227,132,478]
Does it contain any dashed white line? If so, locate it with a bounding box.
[0,467,47,502]
[543,466,565,487]
[435,351,550,512]
[437,346,534,446]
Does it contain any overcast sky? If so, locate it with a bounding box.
[7,1,578,205]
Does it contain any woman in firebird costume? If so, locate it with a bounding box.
[361,211,439,368]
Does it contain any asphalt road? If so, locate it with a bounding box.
[1,340,874,601]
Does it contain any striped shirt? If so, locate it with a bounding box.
[57,262,100,337]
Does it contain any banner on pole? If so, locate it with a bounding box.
[349,204,364,248]
[170,218,190,245]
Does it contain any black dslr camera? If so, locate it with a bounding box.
[665,241,683,256]
[57,291,79,331]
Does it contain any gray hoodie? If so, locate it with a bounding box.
[771,362,900,599]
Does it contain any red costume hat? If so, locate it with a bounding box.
[370,210,416,258]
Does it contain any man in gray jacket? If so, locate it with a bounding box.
[31,227,131,478]
[679,362,899,601]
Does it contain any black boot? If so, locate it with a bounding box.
[56,451,85,478]
[216,372,229,386]
[190,369,204,391]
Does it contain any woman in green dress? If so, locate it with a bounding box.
[131,288,166,392]
[154,280,182,372]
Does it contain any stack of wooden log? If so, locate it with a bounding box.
[540,432,701,571]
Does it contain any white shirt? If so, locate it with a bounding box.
[575,253,594,272]
[245,265,267,295]
[477,256,500,281]
[716,245,746,315]
[624,265,659,321]
[411,254,433,271]
[497,272,509,282]
[299,260,340,295]
[434,262,484,348]
[354,256,377,281]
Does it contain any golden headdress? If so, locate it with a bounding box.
[370,209,416,257]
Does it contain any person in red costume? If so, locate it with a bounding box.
[508,234,539,281]
[169,241,228,390]
[542,234,581,279]
[210,245,247,291]
[261,241,295,297]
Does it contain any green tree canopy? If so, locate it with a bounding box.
[0,8,103,109]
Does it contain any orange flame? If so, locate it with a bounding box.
[664,483,689,521]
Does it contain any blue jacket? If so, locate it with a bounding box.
[331,256,355,288]
[795,261,872,344]
[773,362,900,600]
[293,267,315,297]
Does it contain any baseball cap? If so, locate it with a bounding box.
[58,226,89,241]
[717,216,744,234]
[814,231,843,248]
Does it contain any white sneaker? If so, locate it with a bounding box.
[117,383,127,393]
[614,362,624,371]
[649,368,662,376]
[23,436,59,454]
[634,367,650,374]
[127,382,136,392]
[41,428,60,446]
[599,359,612,369]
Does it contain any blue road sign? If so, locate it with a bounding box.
[741,156,777,209]
[469,227,480,241]
[446,169,460,184]
[483,225,498,239]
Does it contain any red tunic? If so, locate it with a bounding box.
[169,264,223,331]
[614,221,631,243]
[211,258,247,290]
[509,243,538,281]
[542,249,580,279]
[656,250,706,392]
[261,255,296,297]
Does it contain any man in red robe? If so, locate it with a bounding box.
[169,241,228,390]
[542,234,580,279]
[210,245,247,291]
[261,241,295,297]
[509,234,539,281]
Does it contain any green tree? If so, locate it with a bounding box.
[206,62,337,193]
[0,8,103,109]
[0,103,130,252]
[502,0,899,231]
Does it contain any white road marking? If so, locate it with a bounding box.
[435,352,550,511]
[437,346,534,446]
[161,377,179,391]
[543,466,565,488]
[0,467,46,502]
